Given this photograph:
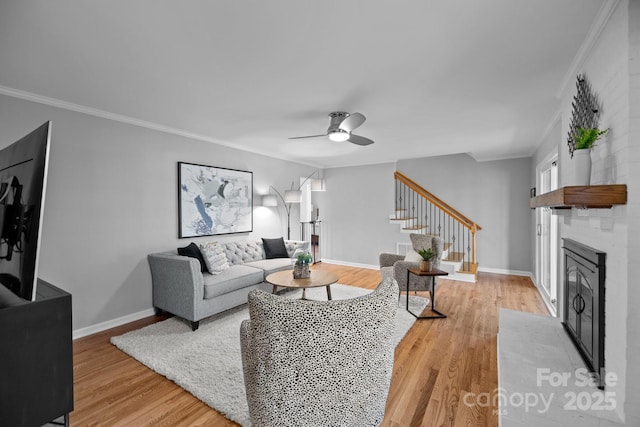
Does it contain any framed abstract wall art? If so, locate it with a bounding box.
[178,162,253,237]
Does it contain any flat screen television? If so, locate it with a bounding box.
[0,121,51,301]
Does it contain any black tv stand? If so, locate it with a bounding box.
[0,279,73,426]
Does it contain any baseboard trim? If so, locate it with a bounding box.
[477,266,533,277]
[73,308,156,340]
[320,259,379,270]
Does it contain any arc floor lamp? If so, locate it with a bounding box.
[262,170,325,239]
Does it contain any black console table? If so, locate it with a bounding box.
[0,280,73,426]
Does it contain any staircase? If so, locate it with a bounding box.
[389,171,482,282]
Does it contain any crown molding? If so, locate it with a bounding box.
[555,0,622,99]
[0,85,225,146]
[0,85,324,168]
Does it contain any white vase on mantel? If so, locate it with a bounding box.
[572,149,591,186]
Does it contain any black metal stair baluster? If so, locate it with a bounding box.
[467,228,471,270]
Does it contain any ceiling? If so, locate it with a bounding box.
[0,1,608,168]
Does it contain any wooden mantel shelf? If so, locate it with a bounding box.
[530,185,627,209]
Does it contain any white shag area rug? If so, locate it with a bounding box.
[111,284,428,426]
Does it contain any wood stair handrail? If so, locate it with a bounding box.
[395,171,482,231]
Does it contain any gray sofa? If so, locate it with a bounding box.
[148,239,309,330]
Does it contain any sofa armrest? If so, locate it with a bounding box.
[379,252,404,268]
[147,252,203,321]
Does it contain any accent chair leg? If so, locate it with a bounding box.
[191,321,199,331]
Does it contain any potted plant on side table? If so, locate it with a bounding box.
[417,247,435,272]
[572,127,608,185]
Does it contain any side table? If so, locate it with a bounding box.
[406,268,449,319]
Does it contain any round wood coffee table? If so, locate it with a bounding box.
[266,270,338,300]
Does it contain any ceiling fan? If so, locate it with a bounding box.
[289,111,374,146]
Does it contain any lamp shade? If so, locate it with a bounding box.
[284,190,301,203]
[310,178,326,191]
[262,195,278,207]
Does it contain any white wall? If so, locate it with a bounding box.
[317,163,400,267]
[0,94,315,332]
[321,155,532,272]
[398,154,532,272]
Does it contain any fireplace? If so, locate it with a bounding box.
[562,239,606,389]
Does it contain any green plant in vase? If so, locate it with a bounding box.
[574,127,608,150]
[417,247,435,272]
[295,252,313,265]
[293,251,312,279]
[571,127,608,186]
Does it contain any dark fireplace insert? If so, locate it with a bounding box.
[562,238,606,389]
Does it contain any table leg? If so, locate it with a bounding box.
[272,285,278,294]
[326,285,332,300]
[424,276,447,319]
[405,271,447,320]
[406,270,410,312]
[431,277,436,311]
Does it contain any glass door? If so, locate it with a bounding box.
[536,154,558,314]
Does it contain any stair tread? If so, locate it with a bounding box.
[390,217,416,221]
[402,225,428,230]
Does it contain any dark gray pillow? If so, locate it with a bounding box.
[262,237,289,259]
[177,242,207,273]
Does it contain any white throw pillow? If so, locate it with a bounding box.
[199,241,230,274]
[404,249,422,262]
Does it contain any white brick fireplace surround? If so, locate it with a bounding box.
[525,1,640,424]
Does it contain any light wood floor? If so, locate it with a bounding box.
[71,263,549,426]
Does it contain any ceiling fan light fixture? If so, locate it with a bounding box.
[328,130,350,142]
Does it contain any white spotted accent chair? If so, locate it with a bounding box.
[240,278,399,427]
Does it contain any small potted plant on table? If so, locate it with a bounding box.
[417,247,435,272]
[293,251,313,279]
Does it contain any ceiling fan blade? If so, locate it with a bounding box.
[288,134,327,140]
[348,134,374,146]
[339,112,366,132]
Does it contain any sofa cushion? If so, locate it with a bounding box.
[262,237,289,259]
[203,265,265,299]
[177,242,207,273]
[245,258,292,276]
[223,241,264,265]
[199,241,230,274]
